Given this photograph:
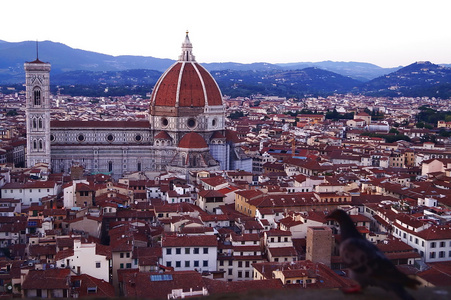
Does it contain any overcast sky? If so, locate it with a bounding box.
[3,0,450,68]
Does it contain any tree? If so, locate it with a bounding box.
[389,128,399,135]
[229,111,244,119]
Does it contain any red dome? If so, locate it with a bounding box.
[178,132,208,149]
[150,33,223,109]
[151,62,222,108]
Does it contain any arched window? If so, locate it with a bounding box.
[39,140,43,150]
[38,118,43,129]
[137,162,142,172]
[33,140,37,149]
[108,161,113,173]
[33,88,41,106]
[32,118,37,129]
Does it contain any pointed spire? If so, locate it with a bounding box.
[178,31,196,62]
[29,40,44,64]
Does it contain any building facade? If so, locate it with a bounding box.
[25,59,51,168]
[25,33,251,179]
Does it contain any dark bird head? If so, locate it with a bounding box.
[326,209,363,240]
[326,209,350,222]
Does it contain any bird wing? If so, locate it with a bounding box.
[340,238,419,288]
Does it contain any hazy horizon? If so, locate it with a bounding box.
[2,0,451,68]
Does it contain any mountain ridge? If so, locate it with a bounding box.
[0,39,400,83]
[0,40,450,99]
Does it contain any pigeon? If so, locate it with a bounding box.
[326,209,420,300]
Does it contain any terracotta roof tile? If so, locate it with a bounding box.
[203,278,283,295]
[22,269,70,290]
[71,274,115,297]
[122,270,206,299]
[178,132,207,149]
[154,131,173,140]
[210,131,226,140]
[151,61,222,108]
[161,234,218,247]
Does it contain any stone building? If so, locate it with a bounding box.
[25,33,251,179]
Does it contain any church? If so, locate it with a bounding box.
[25,33,251,179]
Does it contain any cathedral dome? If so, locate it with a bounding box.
[149,32,223,114]
[178,132,208,149]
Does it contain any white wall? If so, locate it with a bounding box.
[56,240,110,281]
[162,245,217,272]
[2,183,59,206]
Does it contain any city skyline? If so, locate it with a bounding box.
[2,1,451,68]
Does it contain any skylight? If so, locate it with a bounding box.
[150,274,173,281]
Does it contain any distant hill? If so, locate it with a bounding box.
[211,67,362,98]
[204,61,400,82]
[1,40,450,99]
[276,61,400,82]
[0,39,398,84]
[0,40,174,84]
[52,69,162,86]
[361,61,451,98]
[45,67,360,98]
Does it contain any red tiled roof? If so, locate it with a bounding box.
[417,261,451,286]
[253,260,354,289]
[3,181,57,189]
[235,189,264,199]
[265,229,293,237]
[231,233,261,242]
[224,130,241,143]
[151,62,223,108]
[179,63,205,107]
[154,131,172,140]
[200,214,230,222]
[217,185,239,195]
[203,278,283,295]
[76,182,94,192]
[122,270,206,299]
[267,246,297,257]
[198,189,225,198]
[200,176,227,187]
[71,274,115,297]
[210,131,226,140]
[415,224,451,240]
[55,248,74,261]
[162,234,218,247]
[28,244,56,257]
[349,214,372,223]
[396,214,425,229]
[22,269,70,290]
[178,132,207,149]
[179,226,214,234]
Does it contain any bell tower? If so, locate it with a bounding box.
[24,49,51,169]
